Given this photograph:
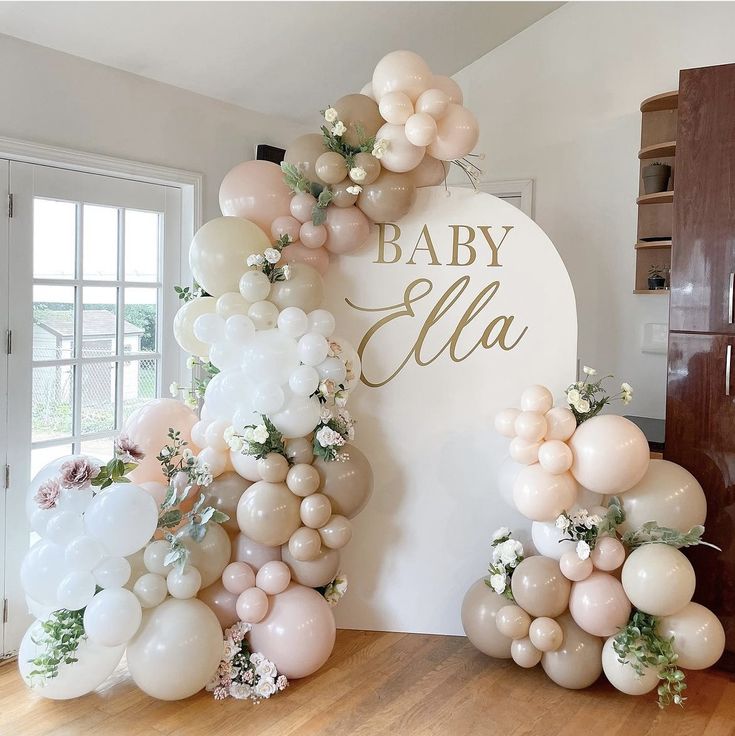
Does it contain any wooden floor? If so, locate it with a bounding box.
[1,630,734,736]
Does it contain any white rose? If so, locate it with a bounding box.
[324,107,339,123]
[254,677,277,699]
[316,426,344,448]
[255,660,278,679]
[492,526,510,542]
[264,248,281,264]
[252,425,269,444]
[332,121,347,137]
[499,539,522,566]
[186,356,195,369]
[228,436,244,452]
[345,185,362,195]
[349,166,367,183]
[229,683,252,700]
[223,426,234,443]
[182,448,194,461]
[247,254,263,268]
[555,515,570,531]
[249,652,265,667]
[583,365,597,376]
[576,398,591,413]
[576,540,591,560]
[566,388,580,404]
[621,382,633,393]
[489,573,507,595]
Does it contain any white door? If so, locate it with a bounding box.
[1,161,183,656]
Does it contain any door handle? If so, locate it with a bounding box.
[727,345,732,397]
[729,272,735,324]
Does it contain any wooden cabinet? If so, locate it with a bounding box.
[665,62,735,670]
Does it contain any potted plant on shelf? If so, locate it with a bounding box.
[642,162,671,194]
[648,265,667,290]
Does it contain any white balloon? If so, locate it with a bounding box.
[248,300,279,330]
[239,270,271,302]
[84,483,158,558]
[531,521,576,560]
[203,370,245,421]
[242,330,300,385]
[216,291,250,319]
[496,456,523,509]
[18,620,125,699]
[144,539,174,576]
[230,450,262,482]
[44,511,84,545]
[20,539,69,606]
[252,382,285,414]
[204,419,230,452]
[307,309,336,337]
[297,332,329,366]
[29,507,55,537]
[57,486,94,515]
[197,447,227,477]
[232,401,260,432]
[289,365,320,397]
[577,486,604,509]
[84,588,143,647]
[225,314,256,344]
[26,595,54,621]
[93,556,131,589]
[208,340,244,371]
[271,395,322,439]
[65,535,104,571]
[56,570,96,610]
[317,356,347,384]
[190,419,211,449]
[277,307,309,338]
[193,312,225,344]
[167,565,202,599]
[133,572,168,608]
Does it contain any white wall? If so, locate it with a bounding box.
[454,1,735,419]
[0,33,306,221]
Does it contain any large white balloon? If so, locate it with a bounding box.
[271,395,322,439]
[297,332,329,366]
[64,535,104,571]
[56,571,96,610]
[289,365,320,397]
[242,329,300,385]
[531,520,576,560]
[84,588,143,647]
[83,483,158,558]
[20,539,69,606]
[277,307,309,339]
[93,556,131,589]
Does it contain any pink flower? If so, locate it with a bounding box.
[276,675,288,691]
[34,479,61,510]
[114,433,144,463]
[59,457,100,489]
[213,686,229,700]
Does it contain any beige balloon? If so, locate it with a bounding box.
[173,297,217,358]
[237,481,302,548]
[257,453,289,483]
[513,465,578,522]
[286,463,321,497]
[189,217,271,297]
[541,612,603,689]
[203,471,252,534]
[197,579,240,629]
[408,155,448,188]
[511,636,542,668]
[333,94,385,148]
[461,578,513,659]
[601,636,659,695]
[379,91,414,124]
[495,604,531,640]
[657,602,725,669]
[538,440,573,475]
[314,444,373,519]
[352,152,381,186]
[618,460,707,535]
[180,521,231,588]
[494,408,521,438]
[318,514,353,550]
[285,437,315,465]
[559,550,594,582]
[127,598,223,700]
[415,88,450,120]
[229,532,282,572]
[269,263,324,313]
[529,617,564,652]
[315,152,348,185]
[622,544,696,616]
[284,133,328,183]
[331,180,359,208]
[288,526,322,561]
[300,493,332,529]
[589,536,626,572]
[281,544,340,588]
[520,385,554,414]
[357,170,416,223]
[511,556,571,618]
[568,571,631,637]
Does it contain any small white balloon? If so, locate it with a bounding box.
[29,507,54,537]
[297,332,329,366]
[133,572,168,608]
[166,565,203,599]
[317,356,347,384]
[240,270,271,302]
[20,539,69,606]
[277,307,309,338]
[531,521,576,560]
[307,309,336,337]
[65,535,105,571]
[216,291,250,319]
[84,588,143,647]
[248,300,279,330]
[57,486,94,515]
[252,382,285,414]
[44,511,84,545]
[225,314,256,344]
[193,312,225,344]
[289,365,320,397]
[208,340,244,371]
[204,418,231,451]
[190,419,211,449]
[271,395,322,439]
[93,556,131,589]
[144,539,173,576]
[56,570,96,610]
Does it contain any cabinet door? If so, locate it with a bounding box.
[670,63,735,334]
[665,332,735,669]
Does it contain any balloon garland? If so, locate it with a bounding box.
[463,371,725,708]
[17,49,481,703]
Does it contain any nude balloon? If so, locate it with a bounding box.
[255,560,291,596]
[416,88,450,119]
[427,104,479,161]
[249,583,336,679]
[544,407,577,442]
[237,481,301,548]
[514,411,547,442]
[408,155,448,188]
[569,415,650,495]
[204,472,251,534]
[618,459,707,535]
[509,437,541,466]
[271,215,302,243]
[236,586,269,624]
[379,91,414,124]
[314,444,373,519]
[513,465,578,522]
[404,113,437,147]
[495,604,531,640]
[622,544,695,616]
[511,637,542,668]
[511,556,571,618]
[180,522,231,588]
[333,93,384,148]
[494,408,520,438]
[221,561,255,594]
[568,571,631,637]
[432,75,464,105]
[289,191,318,223]
[300,493,332,529]
[529,617,563,652]
[657,602,725,669]
[375,123,425,173]
[269,263,324,313]
[559,550,594,581]
[541,613,602,690]
[601,636,659,695]
[589,536,625,572]
[299,221,328,249]
[357,170,416,223]
[461,578,512,658]
[230,533,282,572]
[372,50,432,103]
[288,526,322,561]
[324,205,371,255]
[284,134,328,185]
[281,544,340,588]
[538,440,573,475]
[281,242,330,276]
[286,463,320,497]
[318,515,353,550]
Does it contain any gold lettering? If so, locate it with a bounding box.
[375,223,402,264]
[406,224,441,266]
[449,225,476,266]
[478,225,513,267]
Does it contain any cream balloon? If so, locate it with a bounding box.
[236,586,269,624]
[133,572,167,609]
[189,217,271,298]
[173,296,217,358]
[269,263,324,313]
[375,123,426,173]
[529,617,563,652]
[378,91,414,124]
[568,571,631,637]
[257,453,289,483]
[237,481,301,547]
[510,556,571,618]
[538,440,573,475]
[216,291,250,319]
[255,560,292,596]
[230,533,282,572]
[432,74,464,104]
[589,536,626,572]
[495,604,531,640]
[544,407,577,441]
[511,637,542,668]
[180,522,231,588]
[513,465,578,522]
[127,598,223,700]
[167,565,202,599]
[281,544,340,588]
[514,411,547,442]
[559,550,594,581]
[509,437,541,465]
[300,493,332,529]
[372,50,432,102]
[286,463,321,496]
[83,588,142,647]
[541,613,603,689]
[288,526,322,561]
[520,385,554,414]
[427,104,479,161]
[404,113,438,147]
[415,88,450,119]
[460,578,513,658]
[657,602,725,669]
[601,636,659,695]
[621,544,695,616]
[318,514,353,550]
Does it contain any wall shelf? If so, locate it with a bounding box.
[635,240,672,249]
[639,141,676,159]
[640,91,679,113]
[634,289,670,295]
[637,191,674,205]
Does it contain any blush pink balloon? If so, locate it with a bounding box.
[197,580,240,628]
[432,75,464,105]
[404,113,438,147]
[513,465,578,522]
[509,437,541,465]
[568,571,632,637]
[299,222,328,249]
[249,583,336,679]
[219,160,292,235]
[375,123,426,173]
[281,242,330,276]
[236,586,269,624]
[230,533,282,572]
[139,481,169,507]
[538,440,573,475]
[416,88,450,120]
[494,408,520,438]
[221,561,256,594]
[290,193,317,224]
[427,104,480,162]
[124,399,199,484]
[271,215,301,243]
[255,560,291,595]
[324,206,371,255]
[590,536,626,572]
[560,550,594,582]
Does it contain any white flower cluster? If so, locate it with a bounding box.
[323,573,348,607]
[555,508,604,560]
[316,425,345,449]
[487,528,524,596]
[372,138,389,160]
[566,385,591,414]
[621,381,633,405]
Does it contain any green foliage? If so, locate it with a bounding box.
[622,522,720,550]
[174,281,204,302]
[28,608,86,683]
[565,368,633,425]
[91,458,137,490]
[280,162,313,194]
[613,611,686,708]
[240,415,288,460]
[123,304,156,352]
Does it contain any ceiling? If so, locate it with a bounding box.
[0,1,562,122]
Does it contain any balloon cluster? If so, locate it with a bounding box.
[463,383,725,705]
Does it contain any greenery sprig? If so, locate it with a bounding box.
[238,416,288,460]
[613,611,686,708]
[280,162,333,226]
[90,458,137,490]
[28,608,86,683]
[174,281,204,302]
[622,522,721,551]
[565,366,633,425]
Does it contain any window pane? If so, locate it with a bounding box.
[81,362,117,434]
[125,210,159,282]
[32,365,74,442]
[122,358,157,421]
[83,204,118,280]
[31,445,73,478]
[33,285,75,360]
[33,199,76,280]
[79,436,114,463]
[124,288,157,353]
[82,286,118,358]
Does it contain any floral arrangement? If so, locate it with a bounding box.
[485,527,524,599]
[313,405,355,462]
[565,365,633,424]
[319,573,348,607]
[27,608,87,683]
[245,234,292,283]
[207,622,288,702]
[555,497,625,559]
[225,416,287,460]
